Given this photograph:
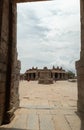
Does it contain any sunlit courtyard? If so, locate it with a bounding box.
[0,80,81,130]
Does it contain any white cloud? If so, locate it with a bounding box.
[17,0,80,73]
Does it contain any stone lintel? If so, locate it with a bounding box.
[16,0,49,3]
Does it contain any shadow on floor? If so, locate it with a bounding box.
[76,111,84,130]
[80,117,84,130]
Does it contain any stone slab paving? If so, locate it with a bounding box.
[0,81,81,130]
[65,114,81,130]
[53,115,71,130]
[13,114,27,129]
[39,115,55,130]
[27,114,39,130]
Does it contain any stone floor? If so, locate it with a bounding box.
[0,80,81,130]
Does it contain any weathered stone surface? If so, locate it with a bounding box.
[0,0,9,125]
[53,115,71,130]
[0,81,81,129]
[38,67,53,84]
[13,114,27,129]
[0,82,5,93]
[0,73,6,82]
[0,63,7,72]
[0,0,20,125]
[40,115,55,130]
[0,93,5,104]
[26,114,39,129]
[16,0,47,3]
[75,0,84,116]
[65,115,81,130]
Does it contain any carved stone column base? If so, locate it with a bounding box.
[3,107,15,124]
[77,101,84,113]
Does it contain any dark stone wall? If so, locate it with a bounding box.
[76,0,84,113]
[0,0,20,125]
[0,0,9,125]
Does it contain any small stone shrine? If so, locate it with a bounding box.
[38,67,53,84]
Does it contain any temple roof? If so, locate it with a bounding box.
[16,0,48,3]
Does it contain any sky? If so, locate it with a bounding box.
[17,0,80,73]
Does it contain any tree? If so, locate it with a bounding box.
[67,71,75,79]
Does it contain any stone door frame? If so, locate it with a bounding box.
[0,0,84,125]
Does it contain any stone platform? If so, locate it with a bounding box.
[38,78,53,84]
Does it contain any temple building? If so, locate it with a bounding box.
[24,66,68,81]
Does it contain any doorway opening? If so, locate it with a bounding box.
[10,1,81,129]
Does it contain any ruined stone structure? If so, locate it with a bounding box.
[38,67,53,84]
[25,66,67,82]
[0,0,84,126]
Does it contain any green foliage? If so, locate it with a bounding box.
[67,70,75,79]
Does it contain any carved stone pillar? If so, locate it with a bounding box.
[57,73,60,80]
[31,73,33,80]
[27,73,29,80]
[76,0,84,113]
[60,73,61,79]
[62,73,64,79]
[63,73,66,80]
[53,73,55,80]
[36,72,38,80]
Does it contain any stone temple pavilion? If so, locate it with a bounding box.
[24,66,68,82]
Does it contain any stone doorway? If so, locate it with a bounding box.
[0,0,84,128]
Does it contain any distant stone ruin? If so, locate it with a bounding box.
[24,66,68,84]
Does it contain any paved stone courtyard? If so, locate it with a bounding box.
[0,81,81,130]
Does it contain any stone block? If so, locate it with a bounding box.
[0,116,3,125]
[77,100,84,113]
[77,68,84,75]
[0,82,5,93]
[0,72,6,82]
[80,50,84,59]
[27,114,39,130]
[13,114,27,129]
[1,0,9,35]
[38,67,53,84]
[0,40,8,57]
[40,115,55,130]
[0,53,7,64]
[0,93,5,104]
[0,104,4,116]
[65,115,81,130]
[53,115,71,130]
[38,78,53,84]
[0,63,7,72]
